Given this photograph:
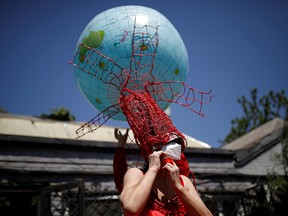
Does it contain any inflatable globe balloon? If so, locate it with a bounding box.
[73,5,189,120]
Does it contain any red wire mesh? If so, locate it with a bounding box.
[71,17,212,190]
[71,19,213,153]
[71,43,212,139]
[119,89,186,157]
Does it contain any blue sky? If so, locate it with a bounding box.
[1,0,287,148]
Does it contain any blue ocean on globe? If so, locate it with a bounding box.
[73,5,189,120]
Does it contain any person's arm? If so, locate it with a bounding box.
[163,162,212,216]
[176,176,212,216]
[114,128,129,148]
[113,128,129,193]
[120,151,163,216]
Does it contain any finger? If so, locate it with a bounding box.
[153,150,164,156]
[125,128,129,135]
[162,164,173,172]
[163,165,179,175]
[114,128,119,137]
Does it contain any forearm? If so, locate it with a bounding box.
[120,168,158,215]
[175,185,212,216]
[113,147,127,193]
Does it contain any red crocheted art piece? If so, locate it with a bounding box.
[71,18,212,192]
[71,20,213,139]
[119,89,197,188]
[120,89,186,157]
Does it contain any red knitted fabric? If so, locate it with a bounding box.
[142,177,187,215]
[119,89,187,158]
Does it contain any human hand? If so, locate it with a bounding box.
[162,161,182,190]
[114,128,129,148]
[161,158,174,167]
[148,151,165,172]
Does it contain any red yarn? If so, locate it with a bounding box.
[175,153,196,188]
[118,89,197,188]
[142,177,187,215]
[119,89,186,158]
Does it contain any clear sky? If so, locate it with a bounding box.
[1,0,287,148]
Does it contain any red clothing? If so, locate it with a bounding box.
[113,148,191,215]
[141,177,187,216]
[141,193,187,215]
[113,147,128,193]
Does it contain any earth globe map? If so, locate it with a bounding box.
[73,5,189,121]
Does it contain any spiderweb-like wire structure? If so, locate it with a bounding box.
[70,19,213,155]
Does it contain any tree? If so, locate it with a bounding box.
[246,129,288,216]
[0,107,8,113]
[40,107,76,121]
[223,88,288,215]
[223,88,288,144]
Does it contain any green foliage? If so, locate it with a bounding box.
[40,107,76,121]
[222,89,288,215]
[245,121,288,215]
[264,138,288,215]
[246,185,274,216]
[223,88,288,144]
[0,107,8,113]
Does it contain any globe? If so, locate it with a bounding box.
[73,5,189,121]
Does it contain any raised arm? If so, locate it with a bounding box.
[113,128,129,193]
[120,151,163,215]
[176,176,212,216]
[163,162,212,216]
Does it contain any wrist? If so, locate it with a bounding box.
[148,166,160,173]
[174,182,185,193]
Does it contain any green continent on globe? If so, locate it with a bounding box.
[174,68,179,75]
[73,6,189,121]
[78,30,105,63]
